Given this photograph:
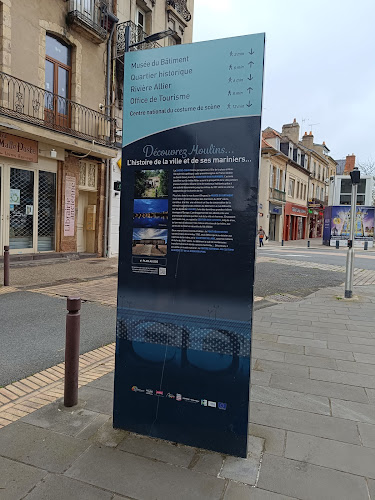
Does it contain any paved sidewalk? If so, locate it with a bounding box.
[1,257,118,289]
[1,285,375,499]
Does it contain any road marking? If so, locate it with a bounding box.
[262,248,375,260]
[260,253,310,257]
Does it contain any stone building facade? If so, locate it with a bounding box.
[259,120,338,242]
[259,128,310,242]
[0,0,194,259]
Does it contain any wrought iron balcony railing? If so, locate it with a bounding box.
[115,21,162,110]
[166,0,192,22]
[67,0,111,42]
[0,71,115,147]
[309,198,325,206]
[116,20,162,57]
[269,188,286,202]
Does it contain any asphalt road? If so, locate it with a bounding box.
[0,292,116,387]
[259,247,375,270]
[253,261,345,299]
[0,256,349,386]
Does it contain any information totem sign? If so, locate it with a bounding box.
[114,33,265,457]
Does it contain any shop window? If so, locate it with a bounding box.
[79,161,98,190]
[9,168,34,250]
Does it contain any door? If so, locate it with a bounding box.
[1,165,56,254]
[298,217,303,239]
[9,167,35,250]
[289,216,293,240]
[38,171,56,251]
[77,191,88,252]
[45,35,71,130]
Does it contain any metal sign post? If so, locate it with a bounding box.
[344,168,360,298]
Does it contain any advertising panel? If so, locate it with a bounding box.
[114,34,265,457]
[330,206,374,240]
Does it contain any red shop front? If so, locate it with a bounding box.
[283,202,308,241]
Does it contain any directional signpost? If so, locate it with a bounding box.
[113,33,265,457]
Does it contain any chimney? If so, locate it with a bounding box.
[301,131,314,149]
[344,154,356,174]
[282,119,300,144]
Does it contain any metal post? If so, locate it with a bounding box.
[307,240,310,248]
[125,24,131,53]
[4,245,10,286]
[64,297,81,407]
[281,239,284,246]
[336,240,340,249]
[344,183,357,299]
[364,241,368,251]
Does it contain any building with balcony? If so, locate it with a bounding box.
[280,120,336,239]
[0,0,194,259]
[259,128,310,242]
[0,0,118,258]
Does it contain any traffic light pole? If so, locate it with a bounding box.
[344,182,358,298]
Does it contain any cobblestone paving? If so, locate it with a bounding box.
[30,277,119,307]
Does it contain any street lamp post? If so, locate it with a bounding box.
[344,167,361,298]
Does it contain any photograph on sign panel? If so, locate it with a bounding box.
[133,199,168,228]
[132,228,168,256]
[134,169,169,199]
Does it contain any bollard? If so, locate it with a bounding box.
[307,240,310,248]
[336,240,339,249]
[4,246,10,286]
[364,241,368,251]
[281,239,284,246]
[64,297,81,407]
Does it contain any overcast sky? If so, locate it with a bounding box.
[193,0,375,164]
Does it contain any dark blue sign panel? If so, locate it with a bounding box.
[114,34,265,457]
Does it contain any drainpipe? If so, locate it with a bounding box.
[103,10,119,257]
